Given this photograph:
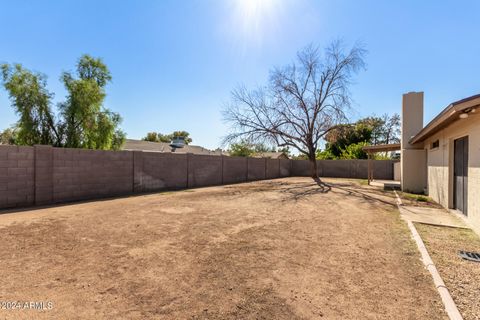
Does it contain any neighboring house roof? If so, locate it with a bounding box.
[122,139,224,156]
[410,94,480,144]
[253,152,289,159]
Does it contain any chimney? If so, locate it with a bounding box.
[401,91,427,193]
[401,92,424,149]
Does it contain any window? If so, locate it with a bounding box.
[430,140,439,149]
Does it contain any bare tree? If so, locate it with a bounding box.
[382,113,401,145]
[223,41,366,178]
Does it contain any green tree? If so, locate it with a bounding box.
[59,55,125,150]
[0,127,18,145]
[340,142,369,159]
[142,130,192,144]
[1,64,58,145]
[322,121,372,159]
[1,55,125,150]
[143,132,159,142]
[171,131,192,144]
[228,140,255,157]
[318,113,401,159]
[228,140,278,157]
[157,133,172,143]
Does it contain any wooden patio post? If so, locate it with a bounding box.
[367,152,372,185]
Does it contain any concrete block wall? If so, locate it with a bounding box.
[0,145,397,210]
[52,148,133,202]
[0,146,34,208]
[134,152,188,192]
[223,156,248,184]
[320,160,394,179]
[266,159,280,179]
[188,154,223,188]
[35,145,53,205]
[291,159,311,176]
[247,158,266,181]
[279,159,291,177]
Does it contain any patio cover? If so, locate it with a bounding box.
[362,143,401,185]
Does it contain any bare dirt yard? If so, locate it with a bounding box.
[0,178,446,319]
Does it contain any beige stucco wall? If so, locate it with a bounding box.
[401,92,427,193]
[423,112,480,232]
[393,162,401,181]
[401,149,426,193]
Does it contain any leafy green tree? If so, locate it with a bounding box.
[228,140,278,157]
[171,131,192,144]
[323,122,372,158]
[59,55,125,150]
[318,113,400,159]
[143,132,159,142]
[228,141,255,157]
[360,114,400,145]
[0,127,18,145]
[340,142,369,159]
[1,55,125,150]
[1,64,58,145]
[142,130,192,144]
[157,134,171,143]
[316,148,336,160]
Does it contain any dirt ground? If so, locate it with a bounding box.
[0,178,446,319]
[415,223,480,320]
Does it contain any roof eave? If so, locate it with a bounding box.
[409,95,480,144]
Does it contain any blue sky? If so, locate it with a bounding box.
[1,0,479,149]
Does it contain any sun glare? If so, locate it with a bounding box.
[238,0,275,20]
[227,0,283,52]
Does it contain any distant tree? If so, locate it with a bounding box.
[381,113,401,144]
[321,121,372,159]
[360,113,400,145]
[0,127,18,145]
[143,132,159,142]
[340,141,369,159]
[223,41,366,178]
[142,131,192,144]
[277,146,291,157]
[227,140,276,157]
[171,131,192,144]
[253,143,275,153]
[1,55,125,150]
[228,140,255,157]
[318,113,400,159]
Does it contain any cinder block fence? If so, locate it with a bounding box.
[0,145,397,210]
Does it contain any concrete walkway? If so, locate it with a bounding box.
[370,180,401,190]
[395,195,468,229]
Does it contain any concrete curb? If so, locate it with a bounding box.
[394,191,463,320]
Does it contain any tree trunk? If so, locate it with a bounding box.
[309,154,318,179]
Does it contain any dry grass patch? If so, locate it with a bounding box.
[415,223,480,320]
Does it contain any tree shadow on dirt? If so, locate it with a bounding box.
[279,177,331,201]
[279,177,398,207]
[328,182,397,207]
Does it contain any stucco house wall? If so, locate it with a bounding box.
[401,92,427,193]
[423,112,480,231]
